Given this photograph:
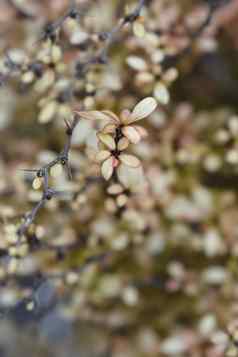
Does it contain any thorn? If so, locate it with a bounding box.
[19,168,45,177]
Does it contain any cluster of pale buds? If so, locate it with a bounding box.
[76,97,157,180]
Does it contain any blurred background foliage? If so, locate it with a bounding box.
[1,0,238,356]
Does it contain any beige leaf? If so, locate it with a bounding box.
[38,101,57,124]
[101,157,114,180]
[107,184,124,195]
[116,194,128,207]
[127,97,157,123]
[117,165,145,191]
[117,137,130,151]
[153,82,170,105]
[163,68,178,83]
[51,45,62,63]
[95,150,111,162]
[97,133,116,150]
[119,154,141,168]
[21,71,34,84]
[122,126,141,144]
[126,56,148,71]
